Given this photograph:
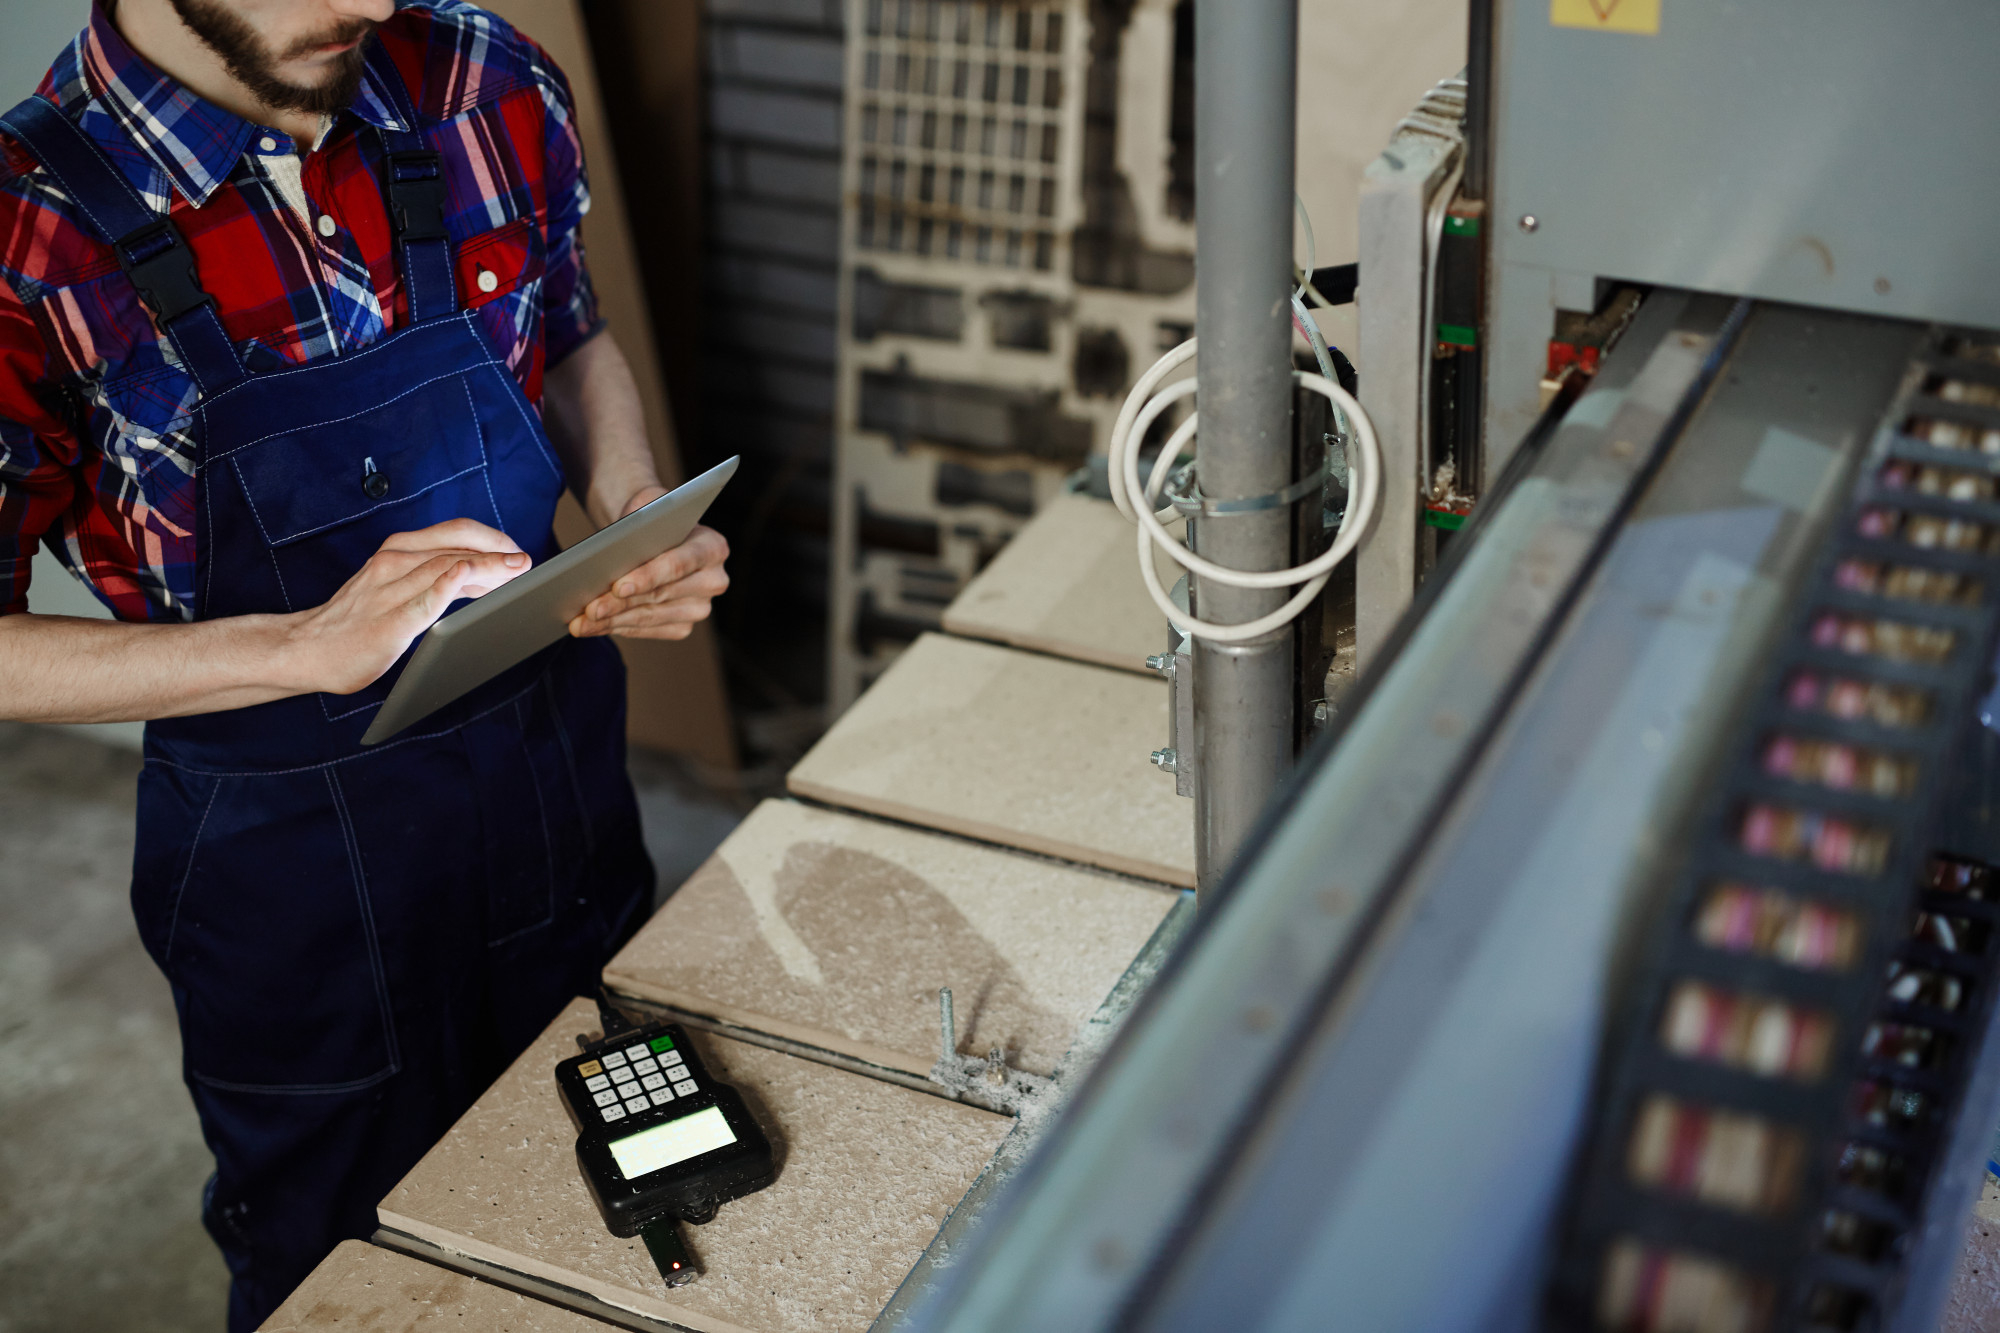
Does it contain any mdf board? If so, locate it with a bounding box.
[1941,1217,2000,1333]
[604,799,1179,1078]
[940,491,1174,673]
[260,1241,617,1332]
[378,998,1009,1333]
[787,633,1193,886]
[479,0,736,768]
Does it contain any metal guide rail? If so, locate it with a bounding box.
[1552,330,2000,1333]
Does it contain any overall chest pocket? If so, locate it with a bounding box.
[221,372,505,718]
[225,374,500,608]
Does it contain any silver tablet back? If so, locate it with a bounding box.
[360,456,738,745]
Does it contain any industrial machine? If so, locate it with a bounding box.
[890,2,2000,1330]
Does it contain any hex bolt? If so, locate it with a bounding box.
[1150,748,1179,771]
[1145,654,1175,676]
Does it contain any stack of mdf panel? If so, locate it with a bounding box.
[315,492,1185,1332]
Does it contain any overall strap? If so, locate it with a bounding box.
[364,48,457,325]
[0,95,245,396]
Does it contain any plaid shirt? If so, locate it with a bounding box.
[0,0,601,621]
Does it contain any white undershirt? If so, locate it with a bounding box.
[264,151,310,226]
[259,117,330,231]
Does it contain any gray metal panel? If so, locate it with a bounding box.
[1132,305,1924,1332]
[1490,0,2000,332]
[1355,82,1464,665]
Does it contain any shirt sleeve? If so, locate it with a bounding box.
[525,37,604,372]
[0,279,78,617]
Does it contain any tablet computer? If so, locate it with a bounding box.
[360,456,738,745]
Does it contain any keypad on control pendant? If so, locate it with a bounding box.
[582,1033,705,1125]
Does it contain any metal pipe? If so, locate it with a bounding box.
[1191,0,1300,899]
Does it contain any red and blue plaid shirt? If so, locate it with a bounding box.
[0,0,602,621]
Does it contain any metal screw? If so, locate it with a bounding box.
[1145,653,1175,676]
[1150,748,1179,772]
[1518,214,1540,233]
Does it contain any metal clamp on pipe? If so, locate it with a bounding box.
[1162,459,1331,517]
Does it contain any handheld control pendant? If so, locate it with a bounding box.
[557,994,777,1286]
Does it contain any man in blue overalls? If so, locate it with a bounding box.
[0,0,727,1325]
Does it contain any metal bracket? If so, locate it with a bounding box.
[926,988,1052,1116]
[1161,459,1327,517]
[1147,636,1196,798]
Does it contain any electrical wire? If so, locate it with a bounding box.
[1292,292,1338,387]
[1107,339,1382,644]
[1290,195,1339,392]
[1292,193,1315,300]
[1099,194,1378,642]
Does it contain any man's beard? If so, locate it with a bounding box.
[165,0,374,116]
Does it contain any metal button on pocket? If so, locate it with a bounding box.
[361,457,390,500]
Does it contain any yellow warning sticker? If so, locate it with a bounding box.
[1551,0,1660,33]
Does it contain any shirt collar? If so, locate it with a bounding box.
[76,1,410,210]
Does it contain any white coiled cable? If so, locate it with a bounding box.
[1106,338,1383,644]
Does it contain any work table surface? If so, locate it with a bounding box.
[377,997,1010,1333]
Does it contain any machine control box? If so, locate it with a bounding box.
[557,1014,776,1237]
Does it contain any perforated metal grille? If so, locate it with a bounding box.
[853,0,1071,269]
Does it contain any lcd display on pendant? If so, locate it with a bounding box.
[610,1106,739,1180]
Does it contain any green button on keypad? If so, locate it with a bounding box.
[649,1035,675,1053]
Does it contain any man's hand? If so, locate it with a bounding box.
[286,519,533,694]
[568,487,730,641]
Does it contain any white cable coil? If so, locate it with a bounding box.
[1107,337,1383,644]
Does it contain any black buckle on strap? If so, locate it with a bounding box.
[386,149,448,242]
[115,218,212,323]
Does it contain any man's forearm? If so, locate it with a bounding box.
[541,331,664,526]
[541,332,729,641]
[0,612,307,724]
[0,518,538,724]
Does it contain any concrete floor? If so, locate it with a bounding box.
[0,725,225,1333]
[0,722,743,1333]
